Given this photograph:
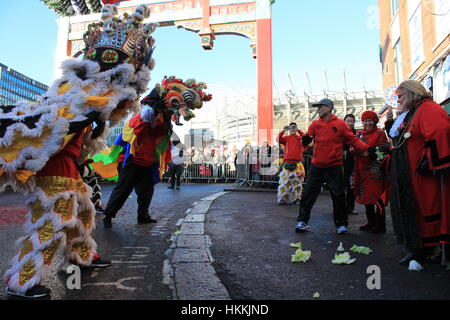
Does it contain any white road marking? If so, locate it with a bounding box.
[85,277,144,291]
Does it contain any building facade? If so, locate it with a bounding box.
[378,0,450,113]
[184,128,215,148]
[105,119,127,147]
[0,63,48,105]
[273,90,385,132]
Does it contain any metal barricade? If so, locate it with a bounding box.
[233,161,250,187]
[222,163,237,183]
[181,163,221,183]
[161,154,311,187]
[240,153,313,188]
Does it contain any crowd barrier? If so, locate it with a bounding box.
[162,154,313,187]
[162,163,237,184]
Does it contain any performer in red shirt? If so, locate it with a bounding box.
[353,111,389,233]
[102,101,170,228]
[276,122,305,204]
[295,98,371,234]
[385,80,450,266]
[102,76,212,228]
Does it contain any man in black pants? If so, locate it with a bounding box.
[295,99,371,234]
[103,94,171,228]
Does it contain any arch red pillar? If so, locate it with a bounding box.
[256,17,273,144]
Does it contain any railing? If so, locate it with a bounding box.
[162,154,312,188]
[162,163,236,184]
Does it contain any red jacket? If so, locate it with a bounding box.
[307,115,368,168]
[129,113,167,167]
[277,130,304,163]
[37,129,86,179]
[353,128,388,204]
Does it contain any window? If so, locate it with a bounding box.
[391,0,399,17]
[393,40,403,83]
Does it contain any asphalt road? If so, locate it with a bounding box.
[206,191,450,300]
[0,182,227,300]
[1,183,449,301]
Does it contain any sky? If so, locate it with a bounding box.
[0,0,383,138]
[0,0,382,90]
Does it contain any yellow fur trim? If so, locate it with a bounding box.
[85,95,112,107]
[0,127,52,162]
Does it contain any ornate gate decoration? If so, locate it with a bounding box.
[47,0,273,143]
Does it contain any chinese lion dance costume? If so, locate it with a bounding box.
[0,4,158,297]
[91,75,213,182]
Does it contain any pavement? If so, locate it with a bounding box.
[205,190,450,300]
[1,183,450,301]
[0,183,228,300]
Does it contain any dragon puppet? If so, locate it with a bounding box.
[0,4,162,297]
[91,75,213,182]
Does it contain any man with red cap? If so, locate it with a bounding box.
[353,110,390,233]
[295,98,374,234]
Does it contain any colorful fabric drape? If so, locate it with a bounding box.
[92,113,172,183]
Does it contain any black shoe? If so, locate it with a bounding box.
[370,209,386,233]
[168,185,174,189]
[398,251,425,265]
[90,257,111,268]
[370,225,386,233]
[175,185,180,190]
[70,257,111,268]
[6,285,51,299]
[103,216,112,228]
[359,223,374,231]
[137,215,157,224]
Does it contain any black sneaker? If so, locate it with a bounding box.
[175,186,180,190]
[295,221,310,232]
[90,257,111,268]
[103,216,112,228]
[137,215,157,224]
[6,285,51,299]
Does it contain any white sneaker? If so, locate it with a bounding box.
[295,221,309,232]
[337,226,348,234]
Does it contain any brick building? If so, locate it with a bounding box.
[378,0,449,115]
